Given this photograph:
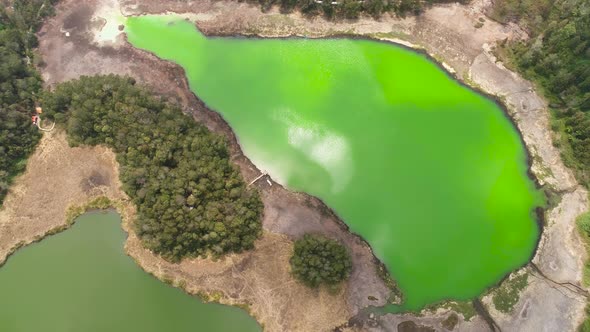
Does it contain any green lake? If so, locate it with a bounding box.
[0,212,260,332]
[125,16,542,310]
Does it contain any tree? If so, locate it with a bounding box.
[290,234,352,288]
[244,0,467,20]
[495,0,590,184]
[41,75,264,262]
[0,0,58,205]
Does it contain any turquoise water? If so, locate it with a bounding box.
[125,16,542,310]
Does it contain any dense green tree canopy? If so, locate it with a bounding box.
[290,234,352,288]
[494,0,590,184]
[246,0,468,20]
[0,1,57,205]
[491,2,590,329]
[41,75,263,261]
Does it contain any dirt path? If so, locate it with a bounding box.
[19,0,589,330]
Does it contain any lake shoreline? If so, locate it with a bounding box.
[185,24,549,256]
[120,25,407,302]
[0,130,348,331]
[125,16,543,313]
[18,0,589,330]
[0,208,262,331]
[120,3,588,330]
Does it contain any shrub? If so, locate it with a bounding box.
[579,213,590,236]
[491,273,528,314]
[290,234,352,288]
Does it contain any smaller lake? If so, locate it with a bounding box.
[0,211,260,332]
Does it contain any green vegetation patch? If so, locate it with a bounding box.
[491,0,589,325]
[491,272,528,314]
[444,301,477,321]
[578,304,590,332]
[576,211,590,286]
[290,234,352,288]
[243,0,469,20]
[0,0,58,205]
[494,0,590,185]
[424,300,477,321]
[41,75,263,262]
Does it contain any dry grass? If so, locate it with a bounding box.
[0,130,351,331]
[0,130,124,266]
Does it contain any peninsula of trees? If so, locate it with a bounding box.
[41,75,264,261]
[1,0,263,261]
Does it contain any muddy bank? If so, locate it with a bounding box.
[24,0,590,330]
[0,132,354,331]
[30,1,395,331]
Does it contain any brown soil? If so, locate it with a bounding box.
[8,1,393,332]
[123,215,352,332]
[0,132,353,331]
[2,0,583,331]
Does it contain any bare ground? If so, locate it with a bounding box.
[11,1,394,332]
[0,0,585,331]
[0,132,354,331]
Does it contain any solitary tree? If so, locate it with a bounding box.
[290,234,352,288]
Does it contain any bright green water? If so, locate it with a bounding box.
[0,212,260,332]
[125,16,542,310]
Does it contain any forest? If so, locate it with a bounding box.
[493,0,590,185]
[492,0,590,329]
[0,0,57,205]
[41,75,263,261]
[243,0,468,19]
[1,0,264,262]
